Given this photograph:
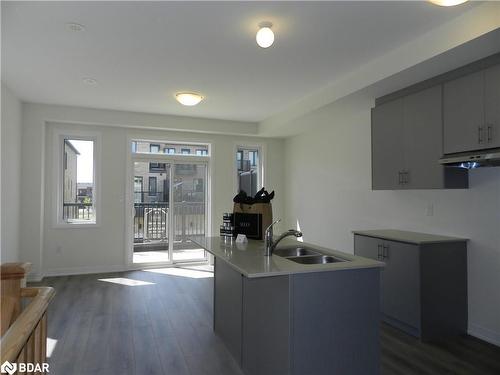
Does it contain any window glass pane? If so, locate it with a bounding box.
[63,139,95,223]
[132,141,208,155]
[236,147,260,196]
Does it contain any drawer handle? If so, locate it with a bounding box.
[487,125,493,142]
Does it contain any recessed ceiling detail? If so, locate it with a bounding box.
[1,2,478,122]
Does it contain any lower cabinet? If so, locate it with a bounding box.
[214,258,381,375]
[354,234,467,340]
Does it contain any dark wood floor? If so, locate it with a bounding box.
[31,268,500,375]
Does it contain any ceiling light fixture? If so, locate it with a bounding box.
[82,77,97,85]
[256,22,274,49]
[429,0,468,6]
[66,22,86,32]
[175,92,204,106]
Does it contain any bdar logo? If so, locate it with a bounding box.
[1,361,17,375]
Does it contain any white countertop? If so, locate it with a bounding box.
[352,229,468,245]
[190,236,384,278]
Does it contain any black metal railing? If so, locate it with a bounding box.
[133,202,205,244]
[63,203,94,220]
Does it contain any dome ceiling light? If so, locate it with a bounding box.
[429,0,468,6]
[175,92,204,106]
[256,21,274,49]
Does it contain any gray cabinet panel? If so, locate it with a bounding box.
[381,240,420,331]
[485,64,500,148]
[354,234,467,340]
[404,86,445,189]
[214,258,243,364]
[242,276,290,375]
[354,234,380,260]
[443,71,484,153]
[372,98,405,190]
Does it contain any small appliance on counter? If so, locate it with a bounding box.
[220,212,235,241]
[232,188,274,240]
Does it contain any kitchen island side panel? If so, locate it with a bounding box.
[214,258,243,365]
[291,268,381,375]
[242,275,291,375]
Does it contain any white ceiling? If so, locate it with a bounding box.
[1,1,477,123]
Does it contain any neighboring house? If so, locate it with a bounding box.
[77,183,93,203]
[132,142,207,203]
[63,140,79,203]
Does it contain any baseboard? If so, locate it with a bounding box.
[36,261,210,280]
[42,264,128,278]
[468,323,500,347]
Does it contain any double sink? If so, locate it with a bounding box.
[274,246,348,264]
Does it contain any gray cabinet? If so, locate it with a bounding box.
[214,258,243,363]
[444,64,500,153]
[485,64,500,148]
[213,258,381,375]
[372,98,404,190]
[354,234,467,340]
[443,71,484,154]
[372,85,467,190]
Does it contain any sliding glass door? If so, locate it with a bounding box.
[172,163,207,262]
[131,146,209,265]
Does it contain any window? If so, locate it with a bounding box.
[132,141,137,153]
[165,147,175,154]
[59,137,98,225]
[148,177,157,196]
[193,178,204,192]
[236,147,260,196]
[249,151,257,166]
[181,148,191,155]
[196,149,208,156]
[134,176,143,203]
[150,144,160,153]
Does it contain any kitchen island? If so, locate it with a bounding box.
[191,236,384,375]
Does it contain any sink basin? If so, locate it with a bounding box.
[288,255,346,264]
[274,247,320,258]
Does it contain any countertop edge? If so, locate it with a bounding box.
[352,230,469,245]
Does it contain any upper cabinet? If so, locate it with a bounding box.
[372,85,468,190]
[444,65,500,153]
[484,64,500,149]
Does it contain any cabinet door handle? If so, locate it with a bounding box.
[487,125,493,142]
[405,170,410,185]
[383,245,389,259]
[377,244,383,260]
[478,126,483,144]
[398,171,402,185]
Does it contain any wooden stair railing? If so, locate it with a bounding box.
[1,263,55,373]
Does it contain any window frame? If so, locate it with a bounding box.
[181,148,191,155]
[53,129,101,228]
[234,144,264,196]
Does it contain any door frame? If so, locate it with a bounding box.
[125,138,212,268]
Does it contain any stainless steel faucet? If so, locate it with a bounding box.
[264,219,303,256]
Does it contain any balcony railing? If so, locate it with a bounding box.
[134,201,205,245]
[63,202,94,220]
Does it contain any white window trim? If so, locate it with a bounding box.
[233,143,265,196]
[52,129,102,228]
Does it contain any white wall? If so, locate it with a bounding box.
[282,93,500,346]
[20,103,284,279]
[1,83,22,262]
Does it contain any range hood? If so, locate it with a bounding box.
[439,148,500,169]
